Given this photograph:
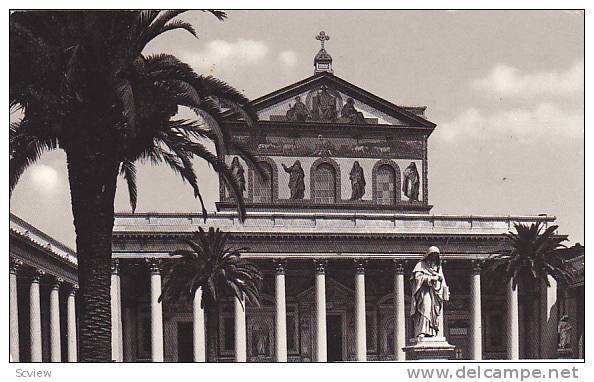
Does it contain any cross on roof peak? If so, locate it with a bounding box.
[316,31,330,49]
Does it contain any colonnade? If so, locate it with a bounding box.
[9,258,78,362]
[109,258,530,362]
[9,256,557,362]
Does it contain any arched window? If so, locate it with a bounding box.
[253,162,273,203]
[375,165,396,205]
[313,163,336,203]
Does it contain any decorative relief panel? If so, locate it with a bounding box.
[231,134,424,159]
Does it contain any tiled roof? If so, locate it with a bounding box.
[9,213,77,266]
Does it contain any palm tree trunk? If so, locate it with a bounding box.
[66,147,119,362]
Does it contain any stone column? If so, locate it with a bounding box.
[30,270,44,362]
[354,260,367,361]
[9,259,22,362]
[50,277,63,362]
[470,261,482,360]
[193,288,206,362]
[234,295,247,362]
[274,259,288,362]
[67,284,78,362]
[507,278,519,360]
[314,260,327,362]
[393,260,406,361]
[540,275,558,358]
[148,259,164,362]
[111,259,123,362]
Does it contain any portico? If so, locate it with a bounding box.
[110,211,557,362]
[9,214,79,362]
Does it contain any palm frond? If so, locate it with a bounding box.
[485,222,569,288]
[115,78,136,136]
[9,120,58,195]
[203,10,227,21]
[159,227,261,310]
[120,160,137,212]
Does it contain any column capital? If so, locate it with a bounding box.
[471,260,484,274]
[68,284,79,296]
[354,259,366,274]
[314,259,327,274]
[273,259,287,274]
[50,277,64,290]
[10,258,23,274]
[392,259,406,274]
[32,269,45,282]
[146,258,161,274]
[111,259,120,275]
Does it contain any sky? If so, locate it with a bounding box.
[9,10,584,248]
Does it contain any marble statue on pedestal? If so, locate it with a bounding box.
[410,246,449,340]
[403,246,455,360]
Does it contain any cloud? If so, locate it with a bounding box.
[180,39,269,72]
[278,50,297,68]
[29,165,59,191]
[437,102,583,141]
[471,61,583,99]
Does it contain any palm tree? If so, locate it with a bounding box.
[487,222,571,290]
[159,227,262,361]
[10,10,261,361]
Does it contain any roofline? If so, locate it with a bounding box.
[9,213,77,257]
[224,72,437,130]
[114,211,557,222]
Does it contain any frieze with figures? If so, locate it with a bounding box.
[232,134,424,159]
[269,84,375,124]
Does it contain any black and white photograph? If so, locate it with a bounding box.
[5,5,588,382]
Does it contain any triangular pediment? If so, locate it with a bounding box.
[225,72,435,129]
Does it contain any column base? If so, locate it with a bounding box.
[403,337,456,360]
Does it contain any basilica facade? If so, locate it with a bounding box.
[9,33,583,363]
[107,34,579,362]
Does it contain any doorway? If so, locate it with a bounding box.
[327,313,343,361]
[176,321,193,362]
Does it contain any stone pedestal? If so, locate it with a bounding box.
[403,337,456,360]
[557,348,573,359]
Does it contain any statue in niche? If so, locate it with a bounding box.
[410,246,449,340]
[349,161,366,200]
[300,311,311,357]
[251,326,269,356]
[558,314,572,349]
[311,85,337,121]
[230,157,246,195]
[386,321,395,356]
[282,160,305,199]
[341,97,366,124]
[286,96,310,122]
[402,162,420,201]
